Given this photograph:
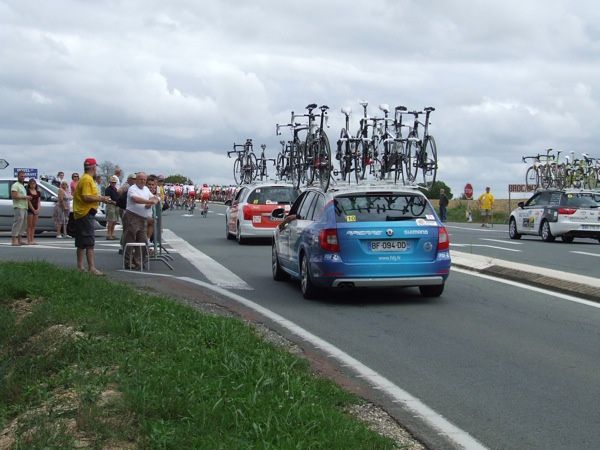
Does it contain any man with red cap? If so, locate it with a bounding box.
[72,158,112,275]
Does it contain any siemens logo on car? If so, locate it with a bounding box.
[403,230,429,235]
[346,230,383,236]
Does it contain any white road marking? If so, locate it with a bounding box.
[480,238,523,245]
[452,267,600,309]
[450,243,521,252]
[126,271,488,450]
[161,229,251,290]
[571,251,600,258]
[446,225,505,233]
[0,243,116,252]
[216,213,225,216]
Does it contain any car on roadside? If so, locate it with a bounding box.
[0,177,106,233]
[271,184,451,299]
[508,189,600,243]
[225,182,300,244]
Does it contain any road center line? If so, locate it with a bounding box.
[570,251,600,258]
[479,238,523,245]
[125,271,488,450]
[450,243,521,252]
[161,229,251,290]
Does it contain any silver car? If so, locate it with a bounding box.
[0,178,105,234]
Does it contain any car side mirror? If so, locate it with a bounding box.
[224,200,232,207]
[517,201,525,208]
[271,207,286,220]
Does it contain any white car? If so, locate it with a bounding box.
[224,182,300,244]
[508,189,600,243]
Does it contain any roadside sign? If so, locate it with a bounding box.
[14,168,38,179]
[0,159,8,170]
[508,184,536,193]
[464,183,473,199]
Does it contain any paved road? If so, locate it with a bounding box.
[447,223,600,278]
[2,207,600,449]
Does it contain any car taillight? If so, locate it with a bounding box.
[558,207,576,215]
[243,205,253,220]
[319,228,340,252]
[438,227,449,251]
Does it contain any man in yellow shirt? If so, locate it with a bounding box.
[73,158,112,275]
[478,186,495,228]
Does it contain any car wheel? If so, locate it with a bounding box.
[236,221,246,245]
[300,253,319,299]
[561,235,574,243]
[225,219,234,240]
[509,218,521,240]
[419,284,444,297]
[272,241,288,281]
[540,220,555,242]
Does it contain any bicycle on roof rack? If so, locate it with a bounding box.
[228,139,257,185]
[303,104,332,191]
[255,144,276,182]
[276,112,310,189]
[401,107,438,188]
[275,140,292,182]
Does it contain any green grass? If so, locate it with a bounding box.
[0,262,395,449]
[445,203,509,224]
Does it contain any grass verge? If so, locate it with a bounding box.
[0,261,396,449]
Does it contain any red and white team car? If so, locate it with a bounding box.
[225,182,300,244]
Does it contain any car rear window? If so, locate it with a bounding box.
[560,193,600,208]
[247,186,300,205]
[334,193,435,222]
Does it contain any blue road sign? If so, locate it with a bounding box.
[14,168,38,179]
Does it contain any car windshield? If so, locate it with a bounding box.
[560,193,600,208]
[247,186,300,205]
[39,180,59,195]
[334,193,435,222]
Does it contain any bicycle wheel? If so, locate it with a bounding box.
[421,136,437,188]
[540,165,552,189]
[525,166,539,191]
[393,141,406,184]
[337,130,348,182]
[290,140,303,190]
[304,137,316,185]
[405,139,418,183]
[350,141,360,184]
[233,158,242,185]
[314,133,332,191]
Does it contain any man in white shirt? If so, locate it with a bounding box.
[122,172,159,270]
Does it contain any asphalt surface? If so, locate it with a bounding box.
[447,223,600,278]
[2,208,600,450]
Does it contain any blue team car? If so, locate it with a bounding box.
[271,184,451,299]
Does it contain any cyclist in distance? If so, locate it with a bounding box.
[200,183,211,216]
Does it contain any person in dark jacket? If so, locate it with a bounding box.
[104,175,121,240]
[439,189,449,222]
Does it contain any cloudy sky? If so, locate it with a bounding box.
[1,0,600,197]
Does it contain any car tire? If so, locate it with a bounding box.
[236,221,246,245]
[561,235,574,243]
[540,220,555,242]
[300,252,319,299]
[225,219,234,240]
[419,284,444,297]
[272,241,288,281]
[509,218,521,240]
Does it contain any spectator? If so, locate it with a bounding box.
[10,170,31,246]
[438,189,449,222]
[26,178,41,245]
[146,175,158,243]
[113,166,123,189]
[54,180,71,238]
[70,172,79,195]
[52,171,65,188]
[123,172,159,270]
[116,173,136,254]
[478,186,495,228]
[104,175,120,240]
[72,158,111,275]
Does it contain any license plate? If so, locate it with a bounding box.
[253,215,262,224]
[370,240,409,252]
[580,224,600,230]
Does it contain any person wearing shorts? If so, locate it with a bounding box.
[72,158,111,275]
[478,186,494,228]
